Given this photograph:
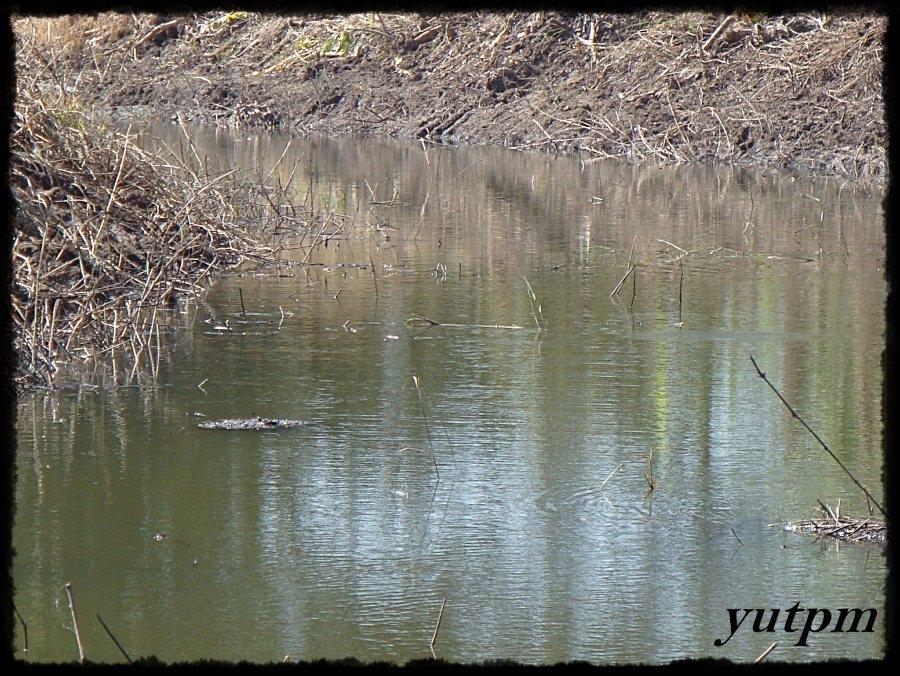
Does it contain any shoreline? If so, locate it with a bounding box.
[15,11,886,188]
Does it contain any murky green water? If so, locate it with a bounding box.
[14,128,886,664]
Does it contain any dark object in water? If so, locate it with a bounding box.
[197,416,305,430]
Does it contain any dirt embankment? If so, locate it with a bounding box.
[17,11,885,184]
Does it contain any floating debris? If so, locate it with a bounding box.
[776,513,886,546]
[197,416,306,430]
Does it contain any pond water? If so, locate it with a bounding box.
[14,127,886,664]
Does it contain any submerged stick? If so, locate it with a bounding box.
[65,583,86,663]
[369,254,379,299]
[429,597,446,658]
[413,376,439,480]
[629,265,637,310]
[599,463,625,492]
[405,315,525,330]
[611,236,637,299]
[645,448,656,492]
[523,276,547,331]
[754,641,778,663]
[749,354,885,517]
[97,613,133,664]
[13,603,28,653]
[239,287,247,318]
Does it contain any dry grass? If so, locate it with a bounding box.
[21,14,137,56]
[10,39,311,388]
[12,11,885,182]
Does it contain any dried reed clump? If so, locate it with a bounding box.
[10,86,277,389]
[20,14,138,58]
[783,515,886,546]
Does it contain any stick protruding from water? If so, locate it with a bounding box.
[65,582,86,663]
[429,597,446,659]
[749,353,885,518]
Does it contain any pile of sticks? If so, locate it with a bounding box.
[780,502,885,545]
[11,85,276,388]
[783,515,886,546]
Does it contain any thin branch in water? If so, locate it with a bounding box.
[523,276,547,331]
[611,236,637,300]
[818,498,838,522]
[645,448,657,493]
[749,353,885,518]
[730,528,743,547]
[657,239,688,255]
[65,583,86,663]
[599,463,625,492]
[405,315,524,330]
[629,264,637,310]
[413,375,439,480]
[429,597,447,659]
[369,254,379,299]
[239,287,247,318]
[754,641,778,663]
[97,613,133,664]
[13,603,28,653]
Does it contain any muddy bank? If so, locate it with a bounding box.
[16,11,885,186]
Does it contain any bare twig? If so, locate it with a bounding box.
[749,354,885,517]
[611,236,637,299]
[429,597,447,659]
[754,641,778,663]
[523,276,547,330]
[97,613,133,664]
[369,254,379,298]
[65,583,86,663]
[413,376,439,480]
[645,448,657,492]
[13,603,28,653]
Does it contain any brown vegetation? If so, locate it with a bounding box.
[10,69,292,388]
[14,10,886,185]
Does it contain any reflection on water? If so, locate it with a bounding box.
[14,129,885,664]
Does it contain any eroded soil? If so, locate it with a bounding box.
[17,11,886,185]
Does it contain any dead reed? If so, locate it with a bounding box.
[11,72,286,388]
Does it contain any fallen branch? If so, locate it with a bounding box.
[65,583,86,663]
[754,641,778,663]
[429,597,446,659]
[97,613,133,664]
[749,354,885,518]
